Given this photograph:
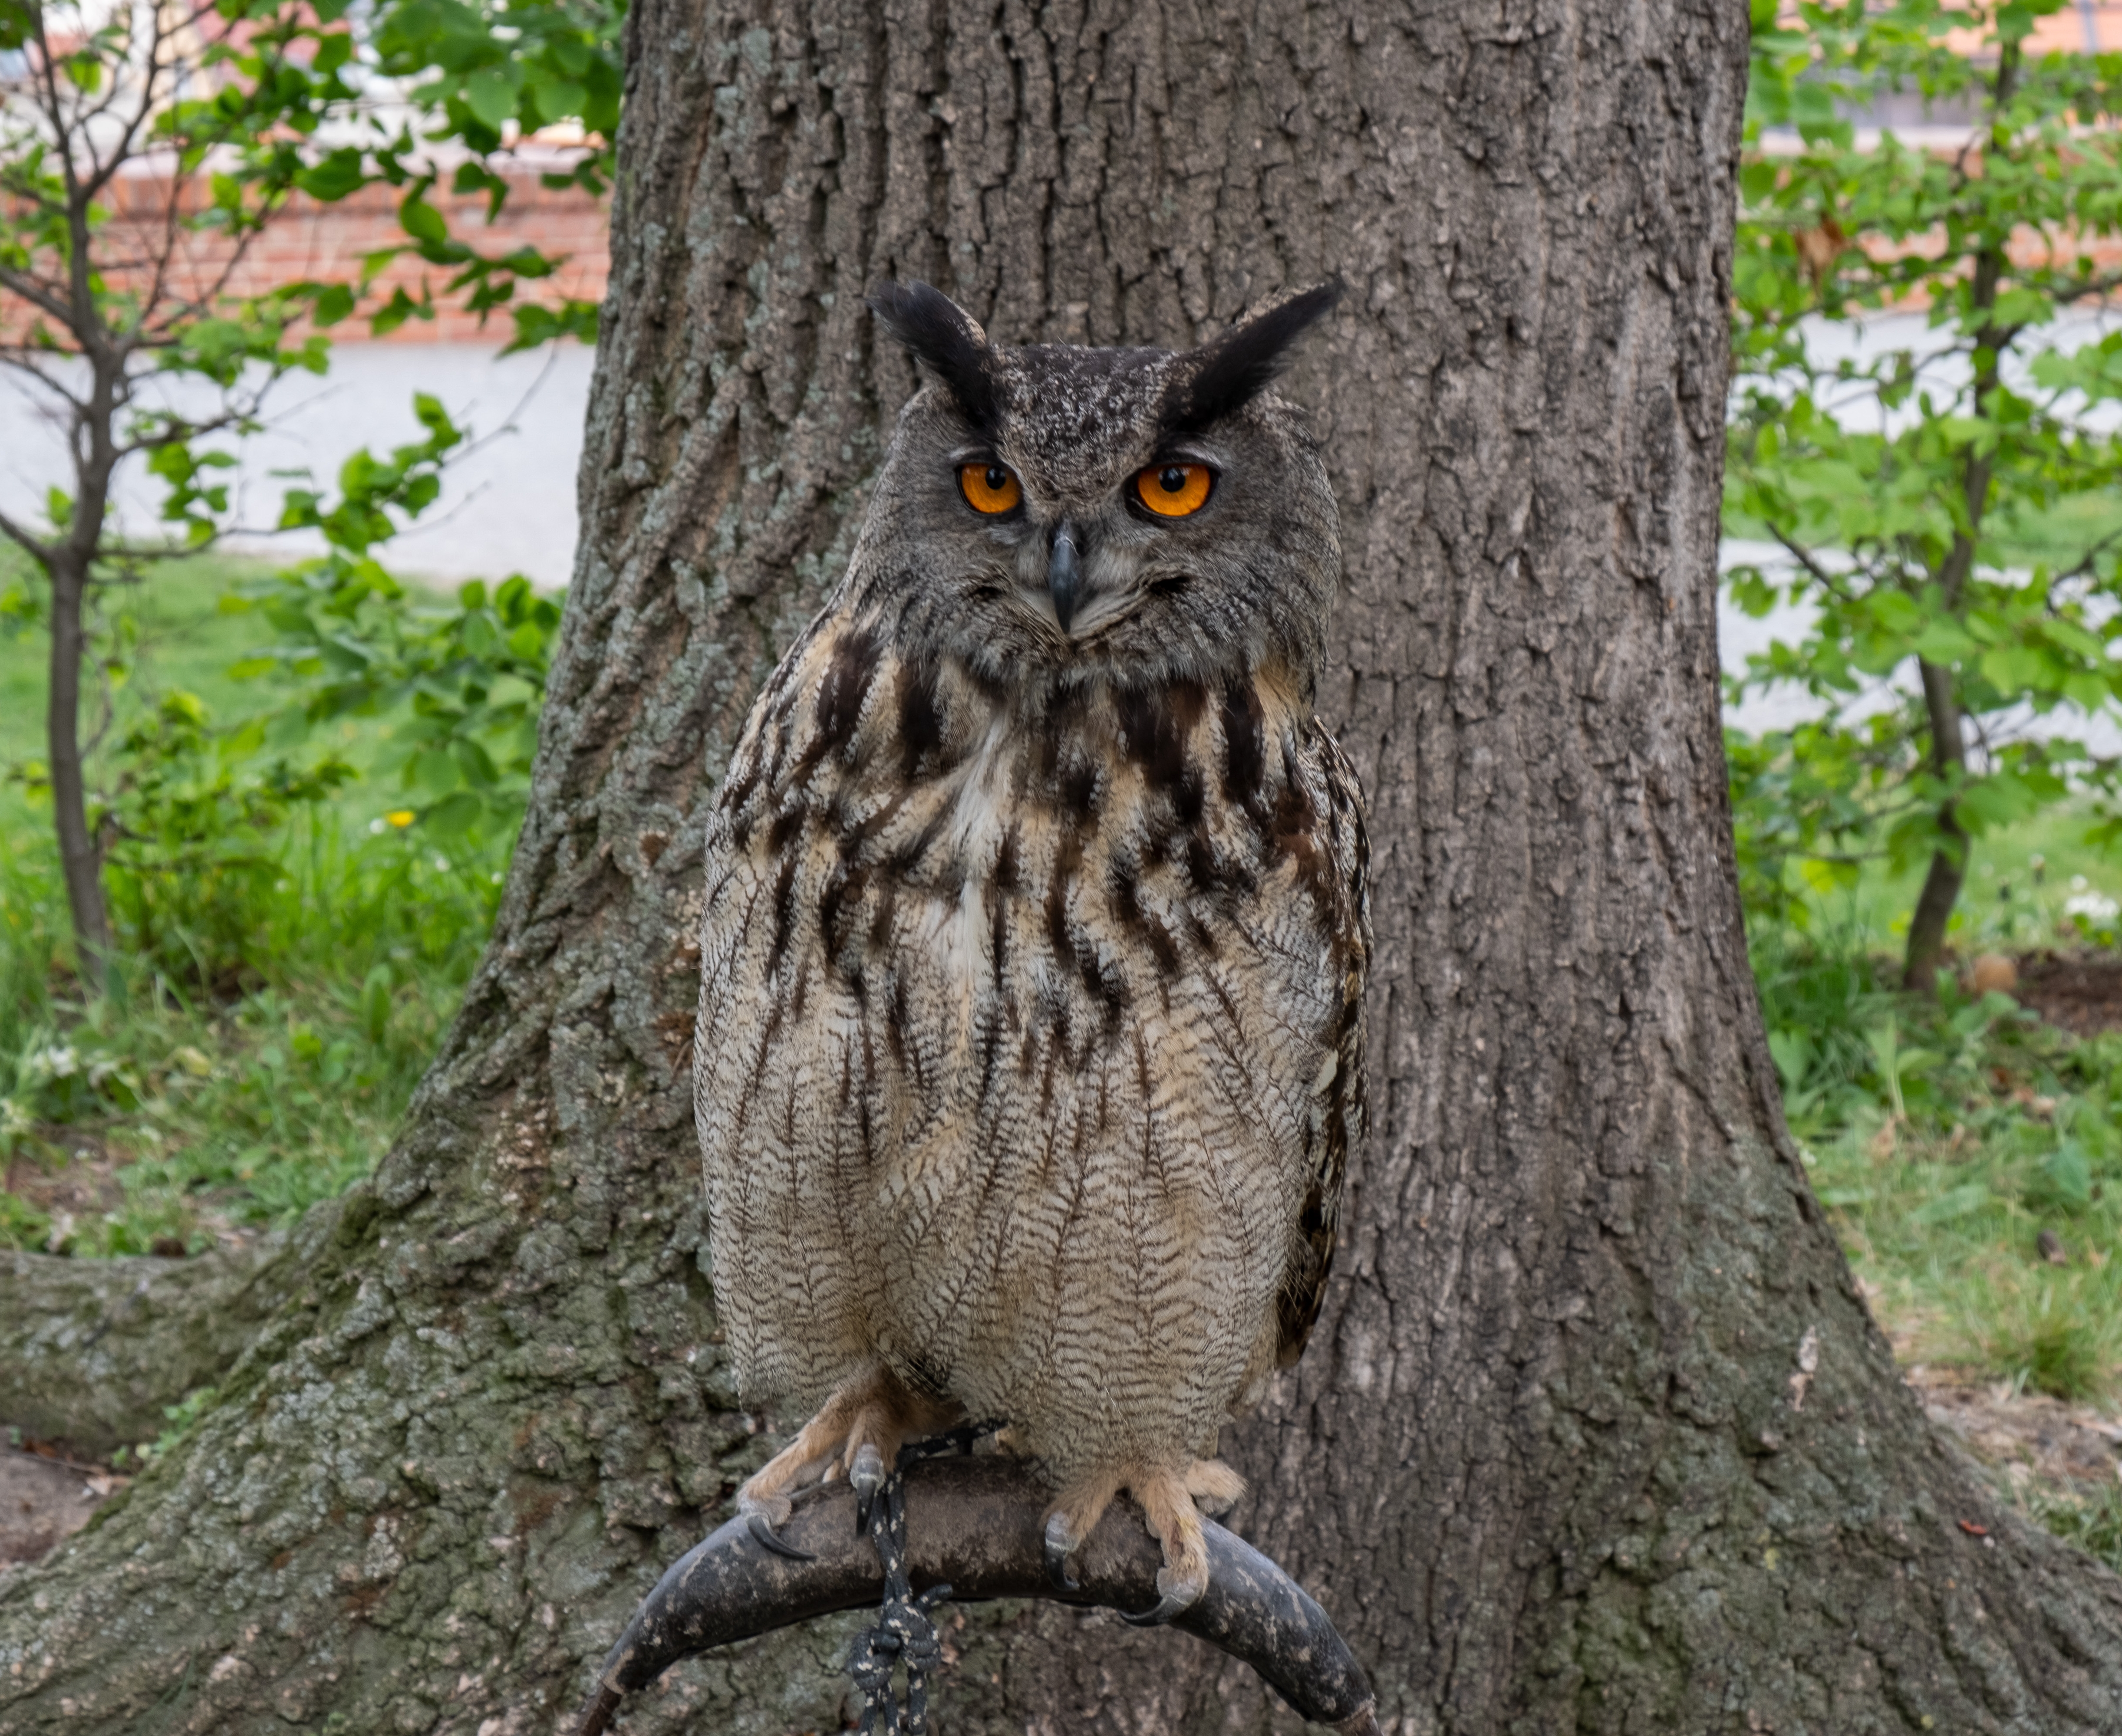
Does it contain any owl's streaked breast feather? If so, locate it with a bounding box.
[696,607,1369,1436]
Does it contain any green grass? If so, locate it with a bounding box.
[0,555,277,764]
[1783,806,2122,962]
[0,551,514,1253]
[2023,1481,2122,1574]
[1759,928,2122,1401]
[0,551,420,832]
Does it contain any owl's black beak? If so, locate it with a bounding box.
[1048,519,1086,632]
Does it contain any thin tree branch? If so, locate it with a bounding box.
[74,65,161,205]
[114,401,261,459]
[1766,525,1862,607]
[0,501,56,566]
[2052,526,2122,588]
[0,260,80,330]
[0,348,90,415]
[29,10,89,220]
[2048,270,2122,307]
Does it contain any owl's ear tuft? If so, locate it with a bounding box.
[1160,282,1342,434]
[867,281,1000,434]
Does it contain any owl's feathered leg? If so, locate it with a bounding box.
[737,1364,963,1556]
[1044,1458,1247,1624]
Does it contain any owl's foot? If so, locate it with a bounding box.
[1045,1458,1247,1623]
[735,1365,964,1552]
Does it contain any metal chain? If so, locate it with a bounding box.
[843,1425,997,1736]
[844,1455,949,1735]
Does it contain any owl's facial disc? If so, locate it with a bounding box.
[996,464,1222,642]
[949,431,1227,642]
[864,282,1341,679]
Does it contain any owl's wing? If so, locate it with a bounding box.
[1273,719,1371,1370]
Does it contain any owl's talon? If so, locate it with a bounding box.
[851,1441,885,1532]
[745,1510,816,1561]
[1120,1567,1203,1627]
[739,1491,816,1562]
[1043,1511,1080,1591]
[1119,1590,1189,1627]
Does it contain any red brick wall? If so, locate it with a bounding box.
[4,162,608,346]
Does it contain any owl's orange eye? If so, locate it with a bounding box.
[959,462,1022,515]
[1134,462,1213,518]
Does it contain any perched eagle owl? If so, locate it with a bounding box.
[694,281,1368,1621]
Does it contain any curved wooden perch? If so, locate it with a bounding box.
[570,1454,1379,1734]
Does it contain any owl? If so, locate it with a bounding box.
[694,280,1368,1623]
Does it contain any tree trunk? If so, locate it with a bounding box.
[7,3,2122,1733]
[45,554,112,990]
[1904,202,2005,995]
[1904,658,1970,994]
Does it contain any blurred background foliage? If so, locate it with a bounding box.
[1735,0,2122,988]
[1729,3,2122,1555]
[0,0,619,991]
[0,0,584,1249]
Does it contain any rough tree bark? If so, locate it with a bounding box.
[6,2,2122,1732]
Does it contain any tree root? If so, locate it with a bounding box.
[0,1192,352,1454]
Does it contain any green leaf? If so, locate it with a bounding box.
[459,610,500,660]
[425,790,484,836]
[1911,618,1978,665]
[452,736,498,786]
[465,67,517,131]
[538,79,587,119]
[409,746,457,795]
[1767,1028,1812,1095]
[398,194,448,247]
[2035,1144,2093,1210]
[298,148,368,202]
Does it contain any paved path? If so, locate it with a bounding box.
[0,342,596,589]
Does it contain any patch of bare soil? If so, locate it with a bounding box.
[4,1135,127,1229]
[1905,1364,2122,1499]
[3,1133,194,1256]
[2014,951,2122,1040]
[0,1444,126,1575]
